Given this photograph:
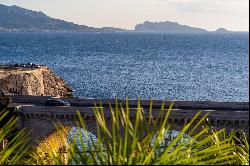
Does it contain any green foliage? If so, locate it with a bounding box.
[0,99,249,165]
[0,110,30,165]
[30,99,249,165]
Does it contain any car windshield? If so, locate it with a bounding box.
[57,99,66,103]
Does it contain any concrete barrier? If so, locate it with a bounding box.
[16,104,249,142]
[62,98,249,110]
[9,95,249,110]
[8,95,53,104]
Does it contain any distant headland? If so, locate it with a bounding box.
[215,28,230,33]
[134,21,207,33]
[0,4,246,33]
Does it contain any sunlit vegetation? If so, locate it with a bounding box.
[0,99,249,165]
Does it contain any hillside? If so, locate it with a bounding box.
[0,4,126,32]
[0,4,96,32]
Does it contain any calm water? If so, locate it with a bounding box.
[0,32,249,101]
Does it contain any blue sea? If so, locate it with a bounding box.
[0,32,249,101]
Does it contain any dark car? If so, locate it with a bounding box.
[45,99,70,107]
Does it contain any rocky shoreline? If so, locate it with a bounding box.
[0,64,72,97]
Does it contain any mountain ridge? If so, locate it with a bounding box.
[0,4,127,32]
[0,4,96,32]
[0,4,241,33]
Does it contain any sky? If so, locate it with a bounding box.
[0,0,249,31]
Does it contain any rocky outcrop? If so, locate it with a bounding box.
[0,97,12,107]
[0,65,72,97]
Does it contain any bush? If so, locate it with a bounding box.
[0,99,249,165]
[29,99,249,165]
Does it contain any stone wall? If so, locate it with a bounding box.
[16,105,249,144]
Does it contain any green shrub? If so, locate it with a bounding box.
[0,99,249,165]
[0,110,30,165]
[29,99,249,165]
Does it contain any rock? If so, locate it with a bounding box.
[0,97,12,107]
[215,28,229,33]
[0,65,72,97]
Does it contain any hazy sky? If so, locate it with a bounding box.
[0,0,249,31]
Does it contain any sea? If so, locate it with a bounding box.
[0,32,249,102]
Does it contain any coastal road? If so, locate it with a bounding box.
[10,98,249,139]
[6,96,249,138]
[12,100,249,122]
[7,94,248,124]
